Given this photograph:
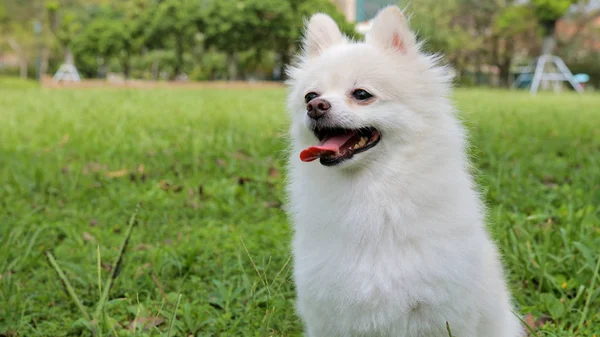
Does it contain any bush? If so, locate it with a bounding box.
[189,50,228,81]
[567,53,600,89]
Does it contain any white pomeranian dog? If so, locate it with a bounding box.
[284,6,523,337]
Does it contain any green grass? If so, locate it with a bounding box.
[1,80,599,336]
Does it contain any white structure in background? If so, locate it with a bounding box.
[356,20,372,34]
[513,35,584,94]
[527,55,583,94]
[52,51,81,82]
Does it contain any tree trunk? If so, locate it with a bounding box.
[64,48,74,65]
[228,52,238,81]
[19,58,28,79]
[279,50,291,81]
[7,37,28,79]
[541,35,556,56]
[541,21,557,55]
[173,36,185,80]
[498,61,511,87]
[498,39,513,87]
[152,58,159,81]
[40,47,50,78]
[122,54,131,80]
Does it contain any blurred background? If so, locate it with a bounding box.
[1,0,599,89]
[2,2,600,337]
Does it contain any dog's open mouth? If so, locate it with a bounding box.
[300,127,381,166]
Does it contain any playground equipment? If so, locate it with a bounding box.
[512,54,584,94]
[52,51,81,82]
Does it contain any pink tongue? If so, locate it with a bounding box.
[300,132,356,162]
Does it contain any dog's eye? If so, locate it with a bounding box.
[304,92,319,103]
[351,89,373,101]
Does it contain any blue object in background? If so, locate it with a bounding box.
[573,73,590,84]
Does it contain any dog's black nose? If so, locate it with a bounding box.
[306,98,331,120]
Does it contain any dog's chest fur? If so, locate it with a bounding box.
[288,166,486,336]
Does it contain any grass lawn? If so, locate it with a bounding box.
[1,80,599,336]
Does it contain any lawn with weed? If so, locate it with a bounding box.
[1,82,599,336]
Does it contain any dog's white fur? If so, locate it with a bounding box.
[285,6,522,337]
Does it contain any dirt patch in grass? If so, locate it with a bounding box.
[41,76,285,90]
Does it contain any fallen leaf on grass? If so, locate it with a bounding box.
[523,313,552,335]
[216,158,227,167]
[128,316,164,331]
[131,164,147,182]
[82,232,96,243]
[234,150,251,160]
[188,186,205,197]
[135,263,152,279]
[542,175,557,187]
[0,329,18,337]
[105,169,129,178]
[268,166,280,178]
[82,162,107,174]
[534,314,552,328]
[237,177,253,185]
[59,134,70,146]
[263,201,282,209]
[135,243,152,251]
[524,313,536,329]
[184,200,201,209]
[158,180,171,190]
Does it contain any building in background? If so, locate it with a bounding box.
[331,0,397,33]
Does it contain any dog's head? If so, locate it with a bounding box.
[286,6,452,170]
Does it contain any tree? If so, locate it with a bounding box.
[202,0,292,80]
[407,0,482,81]
[492,3,540,85]
[145,0,201,79]
[0,0,43,78]
[274,0,355,80]
[70,15,117,77]
[531,0,577,54]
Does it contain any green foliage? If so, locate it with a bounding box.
[407,0,481,61]
[0,2,7,24]
[494,4,537,36]
[1,87,600,336]
[56,10,82,47]
[202,0,291,54]
[0,0,354,80]
[189,49,229,80]
[531,0,576,23]
[145,0,201,76]
[201,0,354,79]
[566,52,600,88]
[289,0,356,42]
[3,0,594,85]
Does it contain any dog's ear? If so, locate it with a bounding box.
[302,13,344,58]
[366,6,417,55]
